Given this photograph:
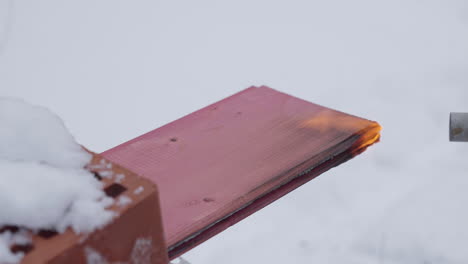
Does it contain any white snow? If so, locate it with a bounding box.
[1,1,468,263]
[130,237,153,264]
[0,98,91,169]
[97,170,113,179]
[0,232,30,264]
[85,246,108,264]
[85,238,154,264]
[116,195,132,207]
[0,98,114,263]
[134,186,144,195]
[115,174,125,183]
[171,257,191,264]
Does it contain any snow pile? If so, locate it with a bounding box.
[0,98,91,168]
[0,98,114,263]
[0,231,31,263]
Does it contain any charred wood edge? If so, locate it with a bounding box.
[167,125,380,259]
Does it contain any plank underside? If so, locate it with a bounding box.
[102,86,379,259]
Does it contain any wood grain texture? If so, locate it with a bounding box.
[102,86,380,259]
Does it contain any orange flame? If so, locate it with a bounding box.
[351,122,381,155]
[300,110,381,155]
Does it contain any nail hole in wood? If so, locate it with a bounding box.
[203,197,215,203]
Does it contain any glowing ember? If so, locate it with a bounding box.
[350,122,382,155]
[300,110,381,155]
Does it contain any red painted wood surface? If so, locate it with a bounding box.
[102,86,380,259]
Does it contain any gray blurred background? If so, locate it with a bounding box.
[1,1,468,263]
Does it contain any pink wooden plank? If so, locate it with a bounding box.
[102,86,380,258]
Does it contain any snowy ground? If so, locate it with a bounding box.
[1,0,468,263]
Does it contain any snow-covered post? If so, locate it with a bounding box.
[450,113,468,142]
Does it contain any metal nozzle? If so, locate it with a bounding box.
[450,113,468,142]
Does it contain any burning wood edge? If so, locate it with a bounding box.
[350,122,382,155]
[4,153,168,264]
[167,121,382,259]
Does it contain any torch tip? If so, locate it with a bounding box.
[450,112,468,142]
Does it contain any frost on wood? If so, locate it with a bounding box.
[84,238,154,264]
[116,195,132,207]
[130,237,152,264]
[115,173,125,183]
[134,186,144,195]
[0,97,114,263]
[85,247,108,264]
